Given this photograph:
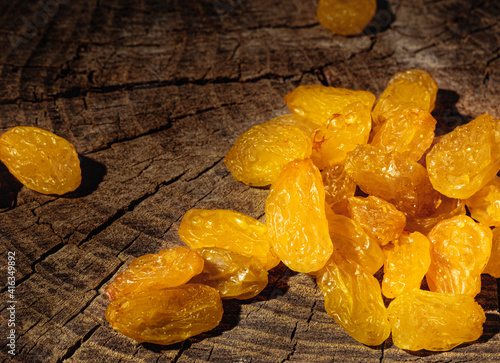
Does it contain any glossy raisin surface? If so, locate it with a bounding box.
[105,284,223,345]
[426,215,492,296]
[316,252,391,346]
[179,209,279,271]
[0,126,81,194]
[265,158,333,273]
[388,289,485,351]
[190,247,268,300]
[224,123,312,187]
[317,0,377,36]
[105,247,204,302]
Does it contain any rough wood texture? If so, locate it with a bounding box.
[0,0,499,361]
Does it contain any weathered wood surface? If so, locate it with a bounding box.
[0,0,499,361]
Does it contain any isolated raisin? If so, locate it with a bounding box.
[316,252,391,346]
[190,247,268,300]
[0,126,81,195]
[105,247,204,302]
[426,215,492,296]
[179,209,279,271]
[105,284,223,345]
[317,0,377,36]
[266,158,333,273]
[388,289,485,351]
[224,123,312,187]
[284,85,375,125]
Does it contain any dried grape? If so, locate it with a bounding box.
[0,126,81,195]
[105,284,223,345]
[388,289,485,351]
[266,158,333,273]
[179,209,279,271]
[317,0,377,36]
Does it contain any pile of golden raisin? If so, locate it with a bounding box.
[104,69,500,351]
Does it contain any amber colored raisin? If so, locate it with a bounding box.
[372,70,438,126]
[0,126,81,195]
[322,164,356,208]
[405,196,466,235]
[344,144,440,217]
[483,228,500,278]
[325,210,384,275]
[426,215,492,296]
[265,158,333,273]
[263,114,320,137]
[317,0,377,36]
[105,247,204,302]
[224,123,312,187]
[426,114,500,199]
[382,232,431,299]
[465,176,500,227]
[190,247,268,300]
[178,209,279,271]
[346,196,406,246]
[284,85,375,126]
[370,108,436,162]
[311,102,371,169]
[388,289,485,351]
[105,284,223,345]
[316,252,391,346]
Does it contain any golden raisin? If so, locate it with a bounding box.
[426,114,500,199]
[317,0,377,36]
[321,164,356,208]
[344,144,440,217]
[426,215,492,296]
[263,114,320,137]
[105,284,223,345]
[178,209,279,271]
[105,247,204,302]
[370,108,436,162]
[346,196,406,246]
[0,126,81,195]
[265,158,333,273]
[316,252,391,346]
[284,85,375,125]
[388,289,485,351]
[405,196,466,235]
[372,70,438,126]
[382,232,431,299]
[224,123,312,187]
[325,210,384,275]
[190,247,268,300]
[311,102,371,169]
[483,227,500,278]
[465,176,500,227]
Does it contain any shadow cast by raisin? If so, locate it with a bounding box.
[64,155,107,198]
[0,161,22,210]
[432,89,473,136]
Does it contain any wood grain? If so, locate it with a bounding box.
[0,0,499,361]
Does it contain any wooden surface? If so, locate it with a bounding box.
[0,0,499,362]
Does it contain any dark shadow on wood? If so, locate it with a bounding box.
[0,161,22,209]
[65,155,106,198]
[362,0,395,36]
[432,89,473,136]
